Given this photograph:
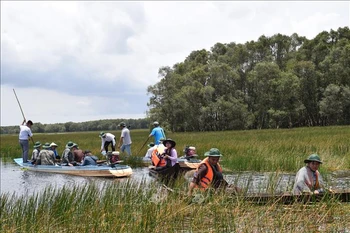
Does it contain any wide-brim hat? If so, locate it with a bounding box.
[304,153,323,164]
[66,142,77,149]
[163,138,176,147]
[99,132,106,137]
[50,142,58,147]
[43,142,51,149]
[148,143,155,148]
[33,141,41,148]
[204,148,223,157]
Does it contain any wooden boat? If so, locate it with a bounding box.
[242,191,350,205]
[14,158,132,178]
[148,163,181,185]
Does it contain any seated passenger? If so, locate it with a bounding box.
[293,154,326,195]
[50,142,60,160]
[151,138,178,170]
[180,146,198,161]
[72,144,84,163]
[81,150,98,166]
[31,141,42,164]
[61,142,78,166]
[144,143,155,160]
[36,142,56,165]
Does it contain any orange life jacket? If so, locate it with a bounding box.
[196,157,222,190]
[151,146,167,167]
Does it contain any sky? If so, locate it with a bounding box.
[1,1,349,126]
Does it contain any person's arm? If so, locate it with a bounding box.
[118,131,123,148]
[101,138,105,151]
[188,164,207,196]
[164,148,177,162]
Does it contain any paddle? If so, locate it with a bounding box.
[136,137,149,155]
[13,89,34,144]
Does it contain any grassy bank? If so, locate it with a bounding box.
[1,126,350,172]
[1,181,349,233]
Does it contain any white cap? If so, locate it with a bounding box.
[50,142,58,147]
[112,151,120,155]
[188,146,196,150]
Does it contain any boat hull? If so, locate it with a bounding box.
[243,191,350,204]
[14,158,132,178]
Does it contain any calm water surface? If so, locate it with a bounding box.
[1,161,349,196]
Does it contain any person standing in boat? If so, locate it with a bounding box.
[117,122,132,156]
[19,119,34,163]
[293,154,326,195]
[36,143,56,165]
[188,148,232,197]
[99,132,116,153]
[148,121,166,145]
[61,142,78,166]
[30,141,42,164]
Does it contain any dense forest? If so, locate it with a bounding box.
[2,27,349,134]
[147,27,350,131]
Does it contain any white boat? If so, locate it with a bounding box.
[14,158,132,178]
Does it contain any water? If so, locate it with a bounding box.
[1,161,349,196]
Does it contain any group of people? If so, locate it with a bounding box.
[19,119,331,197]
[30,140,98,166]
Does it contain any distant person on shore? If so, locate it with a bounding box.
[19,119,34,163]
[36,143,56,165]
[61,142,78,166]
[293,154,329,195]
[99,132,116,153]
[31,141,42,164]
[148,121,166,145]
[188,148,240,197]
[50,142,60,160]
[117,122,132,156]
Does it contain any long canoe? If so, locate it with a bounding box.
[242,191,350,204]
[14,158,132,178]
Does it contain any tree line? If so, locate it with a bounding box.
[0,119,150,135]
[146,27,350,131]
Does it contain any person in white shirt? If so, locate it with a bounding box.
[99,132,116,153]
[18,119,34,163]
[117,122,132,156]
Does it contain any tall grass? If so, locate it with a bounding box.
[1,180,349,233]
[2,126,350,172]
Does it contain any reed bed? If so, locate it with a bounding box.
[1,126,350,172]
[1,180,349,233]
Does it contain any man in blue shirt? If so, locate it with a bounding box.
[148,121,166,145]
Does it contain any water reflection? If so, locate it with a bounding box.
[1,161,349,196]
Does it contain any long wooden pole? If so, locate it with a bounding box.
[13,89,34,144]
[13,89,26,120]
[137,137,150,155]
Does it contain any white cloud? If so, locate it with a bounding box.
[1,1,349,126]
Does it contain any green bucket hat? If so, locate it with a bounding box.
[42,142,51,149]
[33,141,41,148]
[118,122,126,127]
[204,148,223,157]
[304,154,323,164]
[99,132,106,137]
[148,143,155,148]
[66,142,78,149]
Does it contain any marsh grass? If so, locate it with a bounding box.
[1,126,350,172]
[1,180,349,233]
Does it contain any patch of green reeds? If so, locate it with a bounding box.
[1,126,350,172]
[1,179,349,233]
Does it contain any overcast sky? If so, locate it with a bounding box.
[1,1,349,126]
